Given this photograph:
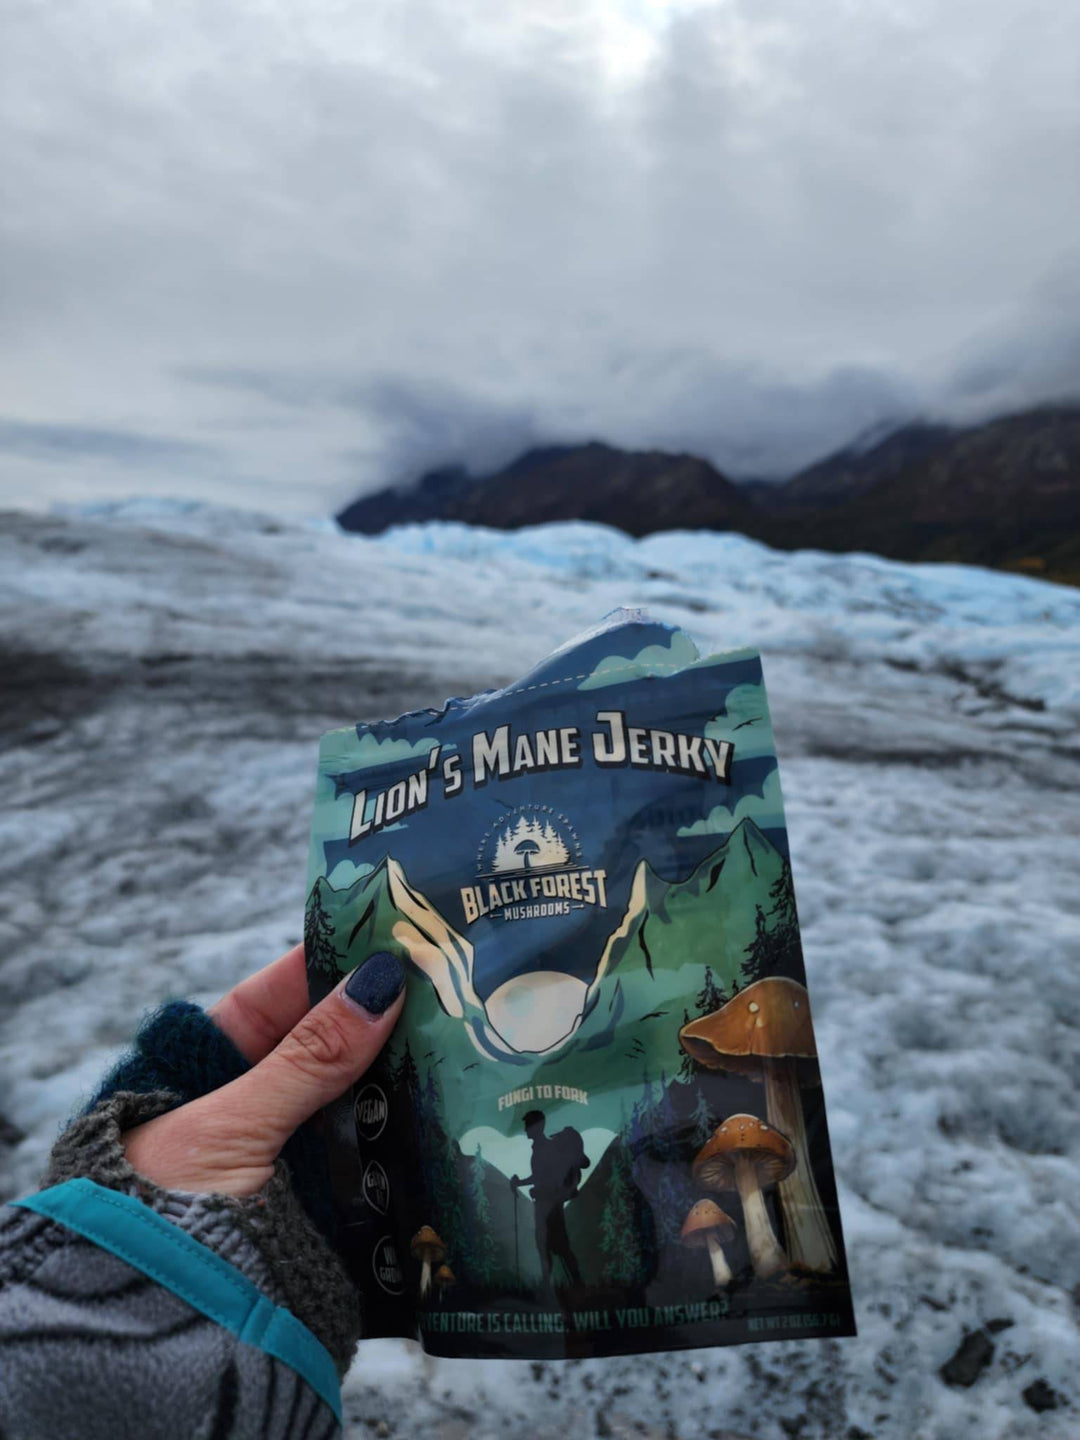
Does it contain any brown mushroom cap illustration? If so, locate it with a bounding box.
[679,977,819,1085]
[680,978,838,1276]
[434,1263,456,1288]
[680,1198,736,1247]
[680,1199,737,1290]
[693,1116,793,1281]
[410,1226,446,1298]
[693,1114,795,1192]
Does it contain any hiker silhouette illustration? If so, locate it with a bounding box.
[510,1110,590,1288]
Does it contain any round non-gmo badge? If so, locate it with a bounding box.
[354,1083,388,1142]
[362,1159,391,1214]
[372,1236,405,1295]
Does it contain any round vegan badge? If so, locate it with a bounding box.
[362,1158,391,1214]
[372,1236,405,1296]
[354,1083,388,1142]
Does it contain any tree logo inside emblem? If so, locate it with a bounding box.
[477,805,582,877]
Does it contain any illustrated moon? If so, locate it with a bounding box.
[484,970,590,1053]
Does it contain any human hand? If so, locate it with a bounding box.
[121,947,405,1198]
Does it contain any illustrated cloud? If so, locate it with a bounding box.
[578,631,703,690]
[327,858,375,887]
[334,734,455,772]
[705,682,776,760]
[677,764,785,837]
[579,634,756,691]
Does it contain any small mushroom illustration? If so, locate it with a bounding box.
[679,976,838,1274]
[410,1225,446,1298]
[434,1263,456,1303]
[680,1199,736,1289]
[693,1115,794,1281]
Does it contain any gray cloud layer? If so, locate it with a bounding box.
[2,0,1078,514]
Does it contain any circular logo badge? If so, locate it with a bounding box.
[354,1083,388,1142]
[372,1235,405,1295]
[362,1159,391,1215]
[476,804,582,878]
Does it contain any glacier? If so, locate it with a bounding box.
[1,501,1078,1438]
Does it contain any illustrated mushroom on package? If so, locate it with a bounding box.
[693,1117,794,1281]
[304,609,856,1359]
[679,977,838,1274]
[410,1226,445,1299]
[679,1199,737,1290]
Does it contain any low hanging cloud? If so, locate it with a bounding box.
[2,0,1079,513]
[677,763,785,837]
[0,419,217,469]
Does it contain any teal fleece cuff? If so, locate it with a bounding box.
[11,1178,342,1424]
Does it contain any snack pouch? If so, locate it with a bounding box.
[305,610,856,1358]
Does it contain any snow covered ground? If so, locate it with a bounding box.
[1,500,1078,1439]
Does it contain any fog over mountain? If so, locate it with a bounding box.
[2,0,1080,514]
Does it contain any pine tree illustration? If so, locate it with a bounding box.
[740,904,771,986]
[656,1169,688,1247]
[690,1087,714,1150]
[739,862,803,985]
[417,1066,466,1264]
[766,860,804,979]
[304,886,342,977]
[694,966,725,1016]
[677,1007,697,1082]
[466,1147,497,1285]
[653,1072,681,1163]
[392,1038,420,1102]
[541,821,570,866]
[493,825,518,872]
[600,1146,641,1286]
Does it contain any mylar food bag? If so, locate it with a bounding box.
[304,610,856,1358]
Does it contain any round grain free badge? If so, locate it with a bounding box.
[363,1159,391,1214]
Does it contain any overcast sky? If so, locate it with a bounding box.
[2,0,1079,515]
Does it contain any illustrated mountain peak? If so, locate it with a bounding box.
[311,818,796,1078]
[712,815,773,866]
[558,820,793,1061]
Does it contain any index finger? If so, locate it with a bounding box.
[208,943,311,1064]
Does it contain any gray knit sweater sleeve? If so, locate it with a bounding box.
[0,1090,361,1440]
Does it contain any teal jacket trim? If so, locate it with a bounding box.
[10,1178,342,1424]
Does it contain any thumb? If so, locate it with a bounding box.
[227,951,406,1152]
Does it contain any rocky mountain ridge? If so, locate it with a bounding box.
[337,404,1080,585]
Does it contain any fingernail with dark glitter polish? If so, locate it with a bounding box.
[341,951,405,1017]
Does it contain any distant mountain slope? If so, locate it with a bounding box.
[335,464,473,534]
[776,422,957,509]
[338,440,756,538]
[336,405,1080,585]
[817,406,1080,579]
